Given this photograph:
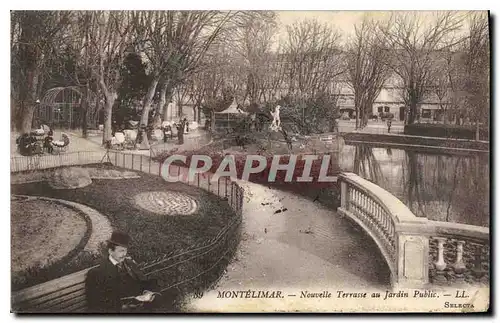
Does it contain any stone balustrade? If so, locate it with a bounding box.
[427,221,489,286]
[338,172,489,290]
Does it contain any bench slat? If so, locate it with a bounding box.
[57,295,88,313]
[26,295,87,313]
[12,267,94,304]
[30,285,86,311]
[15,282,85,309]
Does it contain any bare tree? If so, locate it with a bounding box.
[51,11,100,138]
[380,12,465,124]
[284,19,343,99]
[281,19,344,133]
[229,12,278,106]
[260,44,287,103]
[11,11,72,133]
[186,42,232,131]
[86,11,133,144]
[129,11,231,148]
[458,11,489,139]
[346,17,390,129]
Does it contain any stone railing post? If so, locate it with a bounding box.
[340,180,348,209]
[394,230,429,289]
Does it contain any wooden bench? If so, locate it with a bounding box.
[11,266,96,313]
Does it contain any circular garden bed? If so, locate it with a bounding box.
[11,164,240,308]
[11,197,90,280]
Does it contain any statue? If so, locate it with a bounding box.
[270,105,281,132]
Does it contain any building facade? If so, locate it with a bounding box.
[336,80,447,122]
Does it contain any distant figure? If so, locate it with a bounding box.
[333,119,339,133]
[162,122,172,143]
[270,105,281,131]
[44,135,54,154]
[387,119,392,133]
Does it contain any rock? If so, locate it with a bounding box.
[87,168,140,179]
[49,167,92,189]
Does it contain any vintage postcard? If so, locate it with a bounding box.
[10,10,490,313]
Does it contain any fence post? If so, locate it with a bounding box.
[122,153,125,168]
[149,156,151,174]
[208,174,211,193]
[230,182,234,207]
[140,155,143,172]
[114,151,117,166]
[132,154,134,170]
[225,178,228,199]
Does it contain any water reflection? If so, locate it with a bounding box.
[339,145,489,227]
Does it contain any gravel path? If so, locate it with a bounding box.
[183,181,391,312]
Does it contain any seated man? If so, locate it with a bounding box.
[18,134,39,156]
[85,231,160,313]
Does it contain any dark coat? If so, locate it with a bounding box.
[85,257,156,313]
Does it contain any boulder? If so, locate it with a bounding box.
[49,167,92,189]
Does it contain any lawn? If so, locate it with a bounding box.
[11,164,239,295]
[11,197,89,279]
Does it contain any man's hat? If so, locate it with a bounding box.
[107,231,130,248]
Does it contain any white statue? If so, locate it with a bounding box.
[270,105,281,131]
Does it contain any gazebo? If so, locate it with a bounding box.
[214,100,248,131]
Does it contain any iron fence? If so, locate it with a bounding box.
[11,149,245,303]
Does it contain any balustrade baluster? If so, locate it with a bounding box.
[368,200,372,226]
[471,244,487,284]
[352,190,358,214]
[432,237,448,284]
[452,240,467,284]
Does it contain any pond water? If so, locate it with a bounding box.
[337,144,490,227]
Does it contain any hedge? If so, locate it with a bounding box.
[404,123,489,141]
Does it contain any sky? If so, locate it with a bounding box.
[274,11,481,44]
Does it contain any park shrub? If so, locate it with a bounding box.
[404,123,489,140]
[155,151,340,200]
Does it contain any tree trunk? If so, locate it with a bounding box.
[177,102,183,118]
[102,97,114,145]
[355,105,359,130]
[193,106,197,122]
[157,82,173,119]
[476,120,480,141]
[139,77,160,149]
[20,104,36,134]
[81,83,89,138]
[210,110,215,131]
[19,68,40,134]
[140,77,160,126]
[177,119,186,145]
[161,85,174,121]
[408,101,417,124]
